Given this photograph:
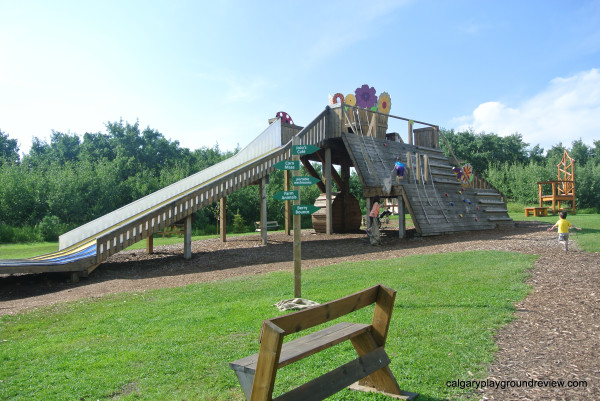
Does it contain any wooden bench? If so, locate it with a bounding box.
[229,284,416,401]
[158,223,185,238]
[254,221,279,231]
[524,207,548,217]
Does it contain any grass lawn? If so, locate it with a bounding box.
[1,250,536,401]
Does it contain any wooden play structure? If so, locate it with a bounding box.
[228,284,417,400]
[537,150,576,214]
[1,84,512,280]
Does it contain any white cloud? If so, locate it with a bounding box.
[455,69,600,150]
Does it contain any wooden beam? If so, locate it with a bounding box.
[259,177,267,245]
[220,197,227,243]
[183,214,192,260]
[284,170,291,235]
[146,235,154,255]
[300,157,326,193]
[324,148,332,235]
[315,150,343,189]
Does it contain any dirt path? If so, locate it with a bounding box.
[1,221,598,400]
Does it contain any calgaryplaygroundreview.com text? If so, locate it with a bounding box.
[446,378,588,390]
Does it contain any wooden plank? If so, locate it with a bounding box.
[230,322,371,374]
[274,347,391,401]
[350,332,402,394]
[267,285,380,336]
[371,284,396,346]
[250,320,285,401]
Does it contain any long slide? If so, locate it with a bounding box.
[0,113,318,278]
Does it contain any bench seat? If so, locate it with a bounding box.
[230,322,370,375]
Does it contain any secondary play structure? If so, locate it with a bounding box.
[537,150,576,214]
[0,85,511,281]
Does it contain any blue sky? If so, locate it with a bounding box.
[1,0,599,157]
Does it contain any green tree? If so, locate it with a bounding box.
[0,130,20,164]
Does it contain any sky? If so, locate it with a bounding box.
[1,0,599,157]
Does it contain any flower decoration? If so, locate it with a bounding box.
[332,93,344,104]
[460,163,473,184]
[345,94,356,106]
[354,84,377,109]
[377,92,392,114]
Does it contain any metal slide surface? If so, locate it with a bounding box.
[0,120,286,272]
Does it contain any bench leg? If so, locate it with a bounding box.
[350,332,402,395]
[233,371,254,401]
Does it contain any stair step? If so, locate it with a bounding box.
[479,199,504,205]
[483,208,508,213]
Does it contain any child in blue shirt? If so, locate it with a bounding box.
[392,157,405,183]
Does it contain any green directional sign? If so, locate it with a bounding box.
[292,144,320,155]
[293,176,321,187]
[292,205,320,215]
[274,160,300,170]
[273,190,299,201]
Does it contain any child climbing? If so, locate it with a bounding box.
[547,211,581,252]
[392,157,405,183]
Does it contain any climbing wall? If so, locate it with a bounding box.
[342,134,512,236]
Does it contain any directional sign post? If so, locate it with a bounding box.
[270,139,322,298]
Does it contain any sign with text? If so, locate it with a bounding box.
[292,144,320,155]
[273,190,299,201]
[292,205,320,215]
[292,176,321,187]
[274,160,300,170]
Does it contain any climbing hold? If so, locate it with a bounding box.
[445,193,449,197]
[468,200,472,204]
[463,198,467,202]
[458,190,462,195]
[459,214,463,218]
[450,202,454,206]
[475,217,479,222]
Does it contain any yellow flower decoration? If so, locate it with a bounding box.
[377,92,392,114]
[345,94,356,106]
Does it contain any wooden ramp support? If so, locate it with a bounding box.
[229,284,417,401]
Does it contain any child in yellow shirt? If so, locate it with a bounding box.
[547,211,581,252]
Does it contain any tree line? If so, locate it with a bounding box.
[440,129,600,210]
[0,123,598,243]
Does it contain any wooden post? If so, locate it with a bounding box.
[220,196,227,243]
[146,235,154,255]
[325,147,333,235]
[284,170,291,235]
[366,197,372,230]
[398,195,405,239]
[259,177,267,245]
[341,162,350,232]
[183,214,192,260]
[408,120,413,145]
[415,153,421,184]
[423,155,429,183]
[293,138,301,298]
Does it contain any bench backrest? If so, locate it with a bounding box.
[251,284,398,400]
[263,284,395,345]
